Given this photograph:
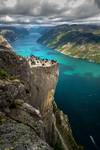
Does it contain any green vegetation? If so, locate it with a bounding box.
[47,32,68,47]
[57,43,100,63]
[0,69,18,80]
[0,69,9,79]
[0,114,6,125]
[39,25,100,64]
[93,30,100,35]
[54,139,64,150]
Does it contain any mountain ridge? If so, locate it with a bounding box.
[38,24,100,63]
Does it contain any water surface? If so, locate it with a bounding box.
[12,28,100,150]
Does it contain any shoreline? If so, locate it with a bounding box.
[54,48,100,65]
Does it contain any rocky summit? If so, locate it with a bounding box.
[0,36,83,150]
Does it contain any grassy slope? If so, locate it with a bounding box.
[39,25,100,63]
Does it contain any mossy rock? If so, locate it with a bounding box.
[14,99,24,107]
[0,69,9,79]
[4,148,14,150]
[0,115,6,125]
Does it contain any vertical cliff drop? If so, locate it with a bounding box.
[29,58,59,145]
[27,57,83,150]
[0,36,83,150]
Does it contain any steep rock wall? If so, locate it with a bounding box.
[29,64,83,150]
[29,64,59,145]
[0,36,83,150]
[30,65,59,114]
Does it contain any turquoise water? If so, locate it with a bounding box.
[12,29,100,150]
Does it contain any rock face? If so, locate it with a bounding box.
[0,80,52,150]
[29,62,58,112]
[0,35,12,49]
[0,36,83,150]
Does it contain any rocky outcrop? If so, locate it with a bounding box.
[29,59,58,114]
[30,63,58,144]
[0,35,12,50]
[0,36,83,150]
[29,63,83,150]
[0,79,52,150]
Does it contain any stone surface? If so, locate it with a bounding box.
[0,36,83,150]
[0,79,52,150]
[0,35,12,50]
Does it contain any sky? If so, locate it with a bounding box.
[0,0,100,25]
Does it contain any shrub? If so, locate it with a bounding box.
[0,69,9,79]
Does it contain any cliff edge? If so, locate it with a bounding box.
[0,36,83,150]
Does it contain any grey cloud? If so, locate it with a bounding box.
[37,1,67,17]
[73,1,100,19]
[95,0,100,8]
[0,0,100,23]
[0,0,38,15]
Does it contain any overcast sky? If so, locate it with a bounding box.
[0,0,100,24]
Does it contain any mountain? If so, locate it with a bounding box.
[38,24,100,63]
[0,36,83,150]
[0,26,30,43]
[0,25,52,43]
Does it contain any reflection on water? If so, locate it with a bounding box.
[12,31,100,150]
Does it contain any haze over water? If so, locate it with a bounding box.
[11,27,100,150]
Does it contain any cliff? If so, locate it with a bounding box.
[0,36,83,150]
[38,24,100,64]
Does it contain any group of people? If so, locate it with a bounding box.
[27,55,57,67]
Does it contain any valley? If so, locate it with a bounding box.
[38,24,100,63]
[0,25,100,150]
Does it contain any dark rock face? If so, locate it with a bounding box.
[30,65,59,145]
[0,79,52,150]
[30,65,58,114]
[0,36,52,150]
[0,36,83,150]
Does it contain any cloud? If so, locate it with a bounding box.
[0,15,15,22]
[72,0,100,19]
[0,0,100,24]
[95,0,100,8]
